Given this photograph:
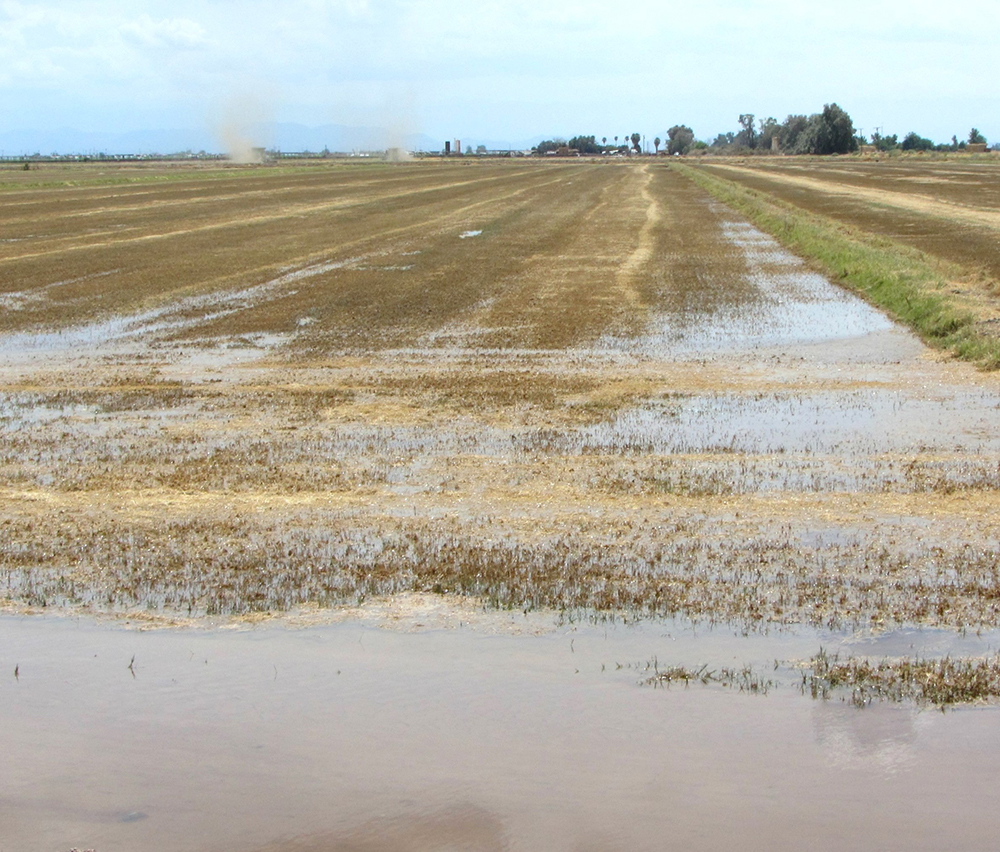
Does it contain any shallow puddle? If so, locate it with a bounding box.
[608,208,898,359]
[2,613,999,852]
[578,386,1000,456]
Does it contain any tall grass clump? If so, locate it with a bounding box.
[804,649,1000,708]
[674,163,1000,369]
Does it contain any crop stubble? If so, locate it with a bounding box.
[2,159,1000,632]
[697,159,1000,293]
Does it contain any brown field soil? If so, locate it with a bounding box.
[3,158,1000,631]
[697,158,1000,284]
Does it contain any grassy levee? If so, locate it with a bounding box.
[674,161,1000,368]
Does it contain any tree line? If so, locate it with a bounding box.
[533,105,990,157]
[869,128,987,153]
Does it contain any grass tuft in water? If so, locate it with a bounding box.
[804,648,1000,708]
[643,659,774,694]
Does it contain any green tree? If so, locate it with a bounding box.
[779,115,810,152]
[568,135,601,154]
[533,139,564,155]
[667,125,695,155]
[811,104,858,155]
[630,132,641,153]
[711,132,735,149]
[871,131,898,152]
[969,128,987,145]
[901,131,934,151]
[777,105,857,155]
[757,117,779,151]
[737,113,756,148]
[653,136,661,154]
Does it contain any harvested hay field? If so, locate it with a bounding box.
[2,158,1000,631]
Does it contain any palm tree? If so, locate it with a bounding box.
[654,137,661,155]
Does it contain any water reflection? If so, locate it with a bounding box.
[812,701,918,776]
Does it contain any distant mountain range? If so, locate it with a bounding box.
[0,123,544,157]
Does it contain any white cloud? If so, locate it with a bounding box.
[0,0,997,144]
[119,14,208,50]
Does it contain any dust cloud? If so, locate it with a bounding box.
[329,86,420,158]
[212,90,274,162]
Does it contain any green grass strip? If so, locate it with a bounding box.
[673,161,1000,369]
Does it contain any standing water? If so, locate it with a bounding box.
[2,613,999,852]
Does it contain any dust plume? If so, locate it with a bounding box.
[330,86,420,158]
[382,88,418,159]
[212,90,274,162]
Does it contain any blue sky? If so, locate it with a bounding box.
[2,0,998,151]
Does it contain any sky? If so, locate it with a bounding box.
[2,0,998,152]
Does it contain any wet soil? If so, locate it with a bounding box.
[2,161,1000,630]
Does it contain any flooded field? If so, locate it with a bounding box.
[4,612,1000,852]
[2,158,1000,849]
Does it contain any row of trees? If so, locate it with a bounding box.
[870,128,987,152]
[534,133,643,155]
[534,131,701,156]
[708,108,988,155]
[533,105,990,158]
[533,104,859,157]
[707,105,859,155]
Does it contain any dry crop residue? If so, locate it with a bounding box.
[2,159,1000,633]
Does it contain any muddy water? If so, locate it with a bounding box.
[2,613,999,852]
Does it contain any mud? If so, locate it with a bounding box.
[3,163,1000,629]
